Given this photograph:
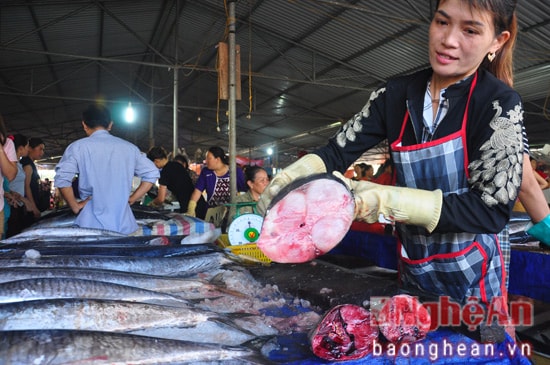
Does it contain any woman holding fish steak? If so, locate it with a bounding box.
[259,0,522,344]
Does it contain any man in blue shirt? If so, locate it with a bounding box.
[54,104,159,234]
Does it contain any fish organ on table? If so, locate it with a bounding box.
[258,174,355,263]
[310,304,379,361]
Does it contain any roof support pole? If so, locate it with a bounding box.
[228,0,238,201]
[172,0,180,155]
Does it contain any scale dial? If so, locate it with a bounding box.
[227,213,264,246]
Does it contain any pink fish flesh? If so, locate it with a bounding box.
[257,174,355,263]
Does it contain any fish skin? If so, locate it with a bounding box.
[0,298,258,346]
[0,267,225,296]
[0,277,190,307]
[0,235,180,248]
[0,242,220,259]
[0,227,125,244]
[0,251,234,276]
[0,329,264,364]
[0,298,218,332]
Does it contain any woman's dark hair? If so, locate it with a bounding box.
[28,137,44,148]
[244,165,266,183]
[13,134,28,150]
[208,146,229,165]
[82,104,111,129]
[355,163,373,177]
[146,146,168,161]
[173,154,189,167]
[436,0,518,87]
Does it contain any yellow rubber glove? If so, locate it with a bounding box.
[333,172,443,233]
[186,200,197,217]
[257,154,327,215]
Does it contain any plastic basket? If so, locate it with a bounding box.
[228,243,271,263]
[216,234,271,263]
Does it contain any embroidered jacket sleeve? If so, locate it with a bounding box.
[437,85,523,233]
[314,84,392,172]
[314,69,523,234]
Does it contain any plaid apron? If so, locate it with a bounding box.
[390,73,507,306]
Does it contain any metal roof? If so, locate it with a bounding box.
[1,0,549,167]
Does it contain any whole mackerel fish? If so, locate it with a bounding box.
[0,277,190,307]
[0,251,234,276]
[0,298,257,346]
[0,329,265,364]
[0,298,216,331]
[0,267,229,297]
[0,227,125,244]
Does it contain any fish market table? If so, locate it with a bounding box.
[249,259,531,364]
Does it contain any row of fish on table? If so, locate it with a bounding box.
[0,222,322,364]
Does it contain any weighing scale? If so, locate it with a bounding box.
[226,202,264,246]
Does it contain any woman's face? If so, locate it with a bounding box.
[205,151,223,170]
[429,0,509,85]
[28,143,45,160]
[18,143,29,158]
[249,169,269,196]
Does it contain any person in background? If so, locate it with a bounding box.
[0,116,18,239]
[2,177,10,239]
[21,137,45,221]
[54,104,159,235]
[353,163,374,181]
[173,153,207,218]
[529,157,548,190]
[534,159,549,182]
[185,146,247,217]
[173,154,199,185]
[372,159,393,185]
[259,0,521,343]
[228,166,269,226]
[5,134,34,237]
[146,146,194,213]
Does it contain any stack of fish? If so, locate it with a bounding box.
[0,226,320,364]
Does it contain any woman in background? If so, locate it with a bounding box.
[21,137,45,221]
[0,116,18,238]
[5,134,34,237]
[186,146,246,218]
[228,166,269,226]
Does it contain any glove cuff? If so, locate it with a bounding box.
[423,189,443,233]
[186,200,197,216]
[390,187,443,233]
[296,154,327,175]
[527,214,550,247]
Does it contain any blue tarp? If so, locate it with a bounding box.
[335,230,550,302]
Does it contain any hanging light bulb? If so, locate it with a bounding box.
[124,102,136,123]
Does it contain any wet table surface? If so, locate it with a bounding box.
[249,254,399,312]
[250,253,550,360]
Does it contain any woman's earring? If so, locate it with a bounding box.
[487,52,496,62]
